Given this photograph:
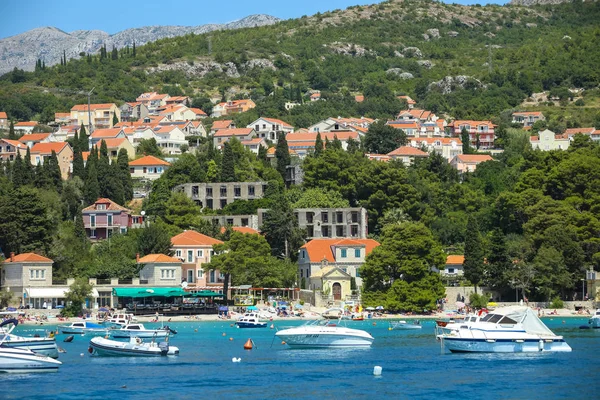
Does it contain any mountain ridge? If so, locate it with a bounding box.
[0,14,281,75]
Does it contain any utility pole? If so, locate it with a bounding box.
[87,87,95,134]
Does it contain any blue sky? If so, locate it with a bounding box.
[1,0,505,39]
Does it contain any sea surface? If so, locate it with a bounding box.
[1,317,599,399]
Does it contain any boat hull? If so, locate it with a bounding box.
[590,317,600,329]
[0,348,61,373]
[440,337,572,353]
[0,338,59,359]
[111,330,170,338]
[89,338,179,357]
[235,322,267,328]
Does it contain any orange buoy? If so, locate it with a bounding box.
[244,339,253,350]
[281,341,286,345]
[229,337,233,341]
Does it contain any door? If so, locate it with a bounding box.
[187,269,194,284]
[332,283,342,301]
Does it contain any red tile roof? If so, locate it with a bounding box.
[455,154,494,163]
[220,226,260,235]
[100,138,128,148]
[15,121,38,127]
[189,108,207,116]
[300,238,380,263]
[71,103,116,112]
[8,253,53,263]
[90,128,123,139]
[564,127,595,135]
[211,120,234,130]
[512,111,543,117]
[260,117,293,128]
[213,128,253,137]
[82,151,90,161]
[129,155,170,166]
[171,230,223,247]
[387,146,429,157]
[30,142,70,154]
[19,133,50,142]
[1,139,26,149]
[138,254,182,263]
[0,112,7,119]
[82,198,130,212]
[446,255,464,264]
[355,95,364,102]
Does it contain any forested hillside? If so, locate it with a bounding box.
[0,0,599,127]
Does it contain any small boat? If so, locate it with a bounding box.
[275,308,374,348]
[436,306,572,353]
[0,319,59,358]
[352,316,364,321]
[589,309,600,329]
[389,320,422,330]
[103,313,136,327]
[0,320,61,373]
[89,335,179,357]
[111,323,177,338]
[59,321,108,335]
[235,313,267,328]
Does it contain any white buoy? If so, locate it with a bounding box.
[373,366,382,376]
[232,357,241,363]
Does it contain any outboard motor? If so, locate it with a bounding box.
[158,341,169,355]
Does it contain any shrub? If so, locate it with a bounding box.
[469,292,488,309]
[550,296,564,309]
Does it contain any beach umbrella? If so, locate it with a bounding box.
[294,304,303,309]
[376,306,384,310]
[366,307,375,311]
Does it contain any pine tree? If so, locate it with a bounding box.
[46,150,63,191]
[11,152,24,187]
[72,150,85,181]
[112,112,119,127]
[84,152,100,204]
[105,162,125,205]
[33,162,49,188]
[63,50,67,65]
[463,215,485,293]
[275,132,291,182]
[486,229,511,289]
[132,41,136,58]
[8,121,15,140]
[220,141,236,182]
[72,129,80,153]
[97,141,110,196]
[117,148,133,202]
[111,45,118,60]
[314,132,324,157]
[461,127,471,155]
[79,126,89,151]
[42,60,46,70]
[22,147,34,185]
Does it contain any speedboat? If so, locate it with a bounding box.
[389,320,422,330]
[235,312,267,328]
[0,320,61,372]
[0,318,59,358]
[103,313,136,327]
[89,335,179,356]
[111,323,177,338]
[59,321,108,335]
[589,309,600,328]
[275,309,374,348]
[436,306,572,353]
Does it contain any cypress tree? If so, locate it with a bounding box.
[72,150,85,181]
[104,162,125,205]
[314,132,323,157]
[461,127,472,155]
[331,134,342,150]
[11,152,24,187]
[112,112,119,127]
[220,141,236,182]
[84,152,100,204]
[63,50,67,65]
[132,41,136,58]
[79,126,89,151]
[47,150,63,191]
[257,145,267,162]
[22,147,34,185]
[111,45,118,60]
[97,141,110,196]
[275,132,291,182]
[8,121,15,140]
[72,129,80,153]
[33,162,49,188]
[486,229,512,289]
[117,148,133,202]
[324,137,331,149]
[42,60,46,69]
[74,210,89,246]
[463,215,485,293]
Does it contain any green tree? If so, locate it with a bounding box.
[261,190,305,261]
[63,278,94,317]
[45,150,62,191]
[144,178,171,219]
[112,111,119,126]
[364,120,407,154]
[220,141,236,182]
[461,127,472,155]
[314,132,324,157]
[72,150,85,181]
[162,192,202,230]
[275,132,291,182]
[136,138,163,157]
[79,126,89,151]
[8,121,16,140]
[84,150,100,204]
[117,148,133,202]
[136,220,177,256]
[291,187,350,208]
[463,215,485,293]
[485,228,511,289]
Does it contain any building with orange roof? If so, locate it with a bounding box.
[240,137,268,154]
[298,238,380,304]
[247,117,294,141]
[137,254,183,286]
[129,155,171,180]
[0,111,8,130]
[512,111,545,127]
[82,198,143,241]
[29,142,73,179]
[165,96,190,106]
[210,119,235,134]
[151,125,187,155]
[70,103,120,130]
[450,120,496,149]
[158,104,198,122]
[387,146,429,165]
[450,154,494,173]
[18,132,51,148]
[563,127,598,141]
[14,121,38,134]
[366,153,391,162]
[171,230,224,289]
[51,124,80,142]
[310,92,321,101]
[285,131,361,157]
[189,108,207,119]
[397,95,416,109]
[136,92,170,114]
[89,128,126,148]
[120,102,149,122]
[308,117,374,135]
[54,112,73,126]
[529,129,571,151]
[410,137,463,161]
[101,137,136,159]
[442,255,465,279]
[0,138,26,161]
[211,99,256,117]
[354,95,364,103]
[397,109,435,123]
[213,128,256,149]
[2,252,53,307]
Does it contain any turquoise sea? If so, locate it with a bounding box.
[1,317,599,399]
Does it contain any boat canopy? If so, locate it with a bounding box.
[186,290,222,297]
[484,306,555,336]
[112,287,186,298]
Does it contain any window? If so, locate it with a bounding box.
[209,270,215,283]
[336,226,344,237]
[107,214,113,227]
[448,268,455,274]
[321,226,330,237]
[255,125,259,131]
[300,270,303,278]
[197,269,204,278]
[96,204,106,210]
[120,227,127,234]
[226,218,234,225]
[307,225,314,237]
[30,269,45,280]
[90,229,96,238]
[241,218,248,226]
[187,250,193,263]
[306,212,313,223]
[206,187,213,197]
[341,249,347,258]
[176,250,182,258]
[321,212,329,223]
[336,212,343,223]
[234,186,241,197]
[220,186,227,197]
[355,249,361,258]
[206,199,213,209]
[356,268,360,278]
[90,215,96,227]
[161,269,175,279]
[248,185,255,196]
[220,199,227,209]
[351,225,358,237]
[129,167,134,173]
[197,250,203,258]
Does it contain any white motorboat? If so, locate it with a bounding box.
[235,312,267,328]
[436,306,572,353]
[0,324,59,358]
[59,321,109,335]
[103,313,136,327]
[0,320,61,373]
[276,309,374,348]
[111,323,177,338]
[589,309,600,329]
[89,335,179,356]
[389,320,422,330]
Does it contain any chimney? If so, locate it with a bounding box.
[10,252,14,262]
[136,253,140,263]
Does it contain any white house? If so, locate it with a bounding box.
[247,117,294,141]
[129,155,170,180]
[529,129,570,151]
[137,254,183,286]
[152,125,187,155]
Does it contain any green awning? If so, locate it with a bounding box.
[187,290,222,297]
[112,287,187,298]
